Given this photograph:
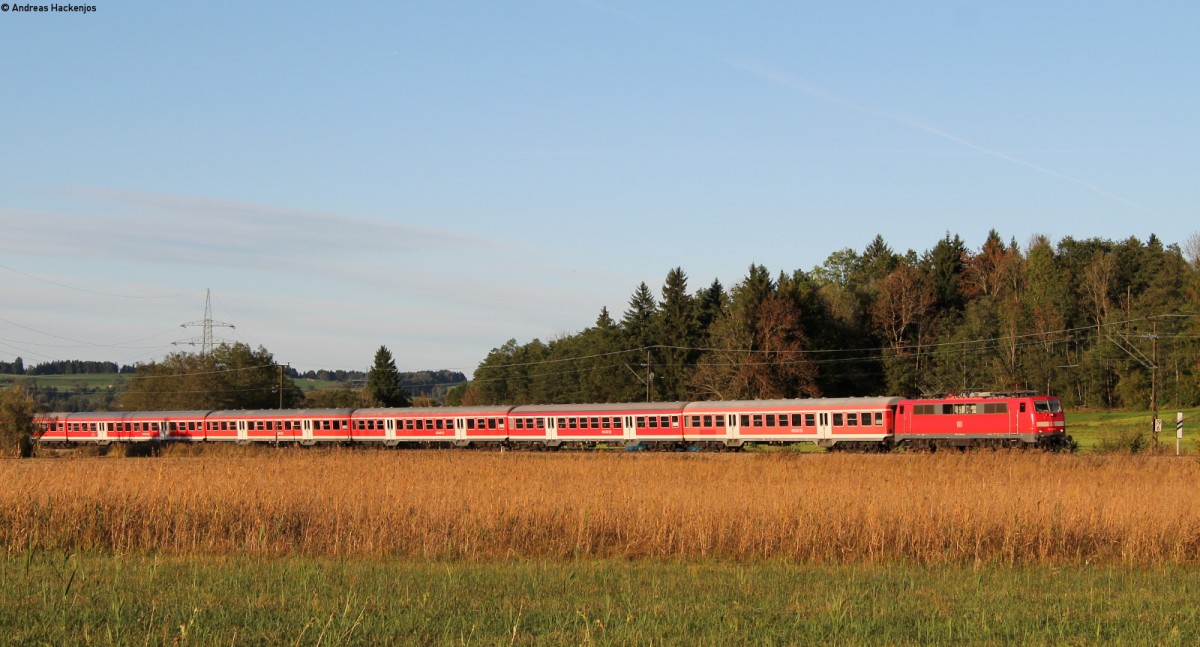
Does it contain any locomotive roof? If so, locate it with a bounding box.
[510,402,689,414]
[683,397,903,411]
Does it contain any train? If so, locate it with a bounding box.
[34,392,1069,451]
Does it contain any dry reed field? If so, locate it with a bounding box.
[2,450,1199,565]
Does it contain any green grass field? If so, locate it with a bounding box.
[0,372,129,389]
[1,554,1197,645]
[1066,407,1199,453]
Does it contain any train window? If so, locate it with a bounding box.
[790,414,801,426]
[488,418,498,430]
[514,418,524,430]
[914,404,936,415]
[671,416,679,427]
[765,415,775,427]
[874,412,884,425]
[602,417,611,429]
[752,415,762,427]
[636,416,646,428]
[536,418,545,429]
[405,420,414,430]
[648,417,658,428]
[952,404,978,415]
[415,420,423,430]
[1035,401,1055,413]
[805,413,815,426]
[740,414,750,427]
[590,417,599,429]
[556,418,566,428]
[847,413,858,426]
[983,403,1008,414]
[714,415,725,427]
[690,416,700,427]
[434,419,443,430]
[833,413,844,426]
[702,415,712,427]
[1020,403,1026,413]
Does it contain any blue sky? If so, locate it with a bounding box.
[1,1,1196,374]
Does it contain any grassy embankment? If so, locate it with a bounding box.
[1068,406,1200,452]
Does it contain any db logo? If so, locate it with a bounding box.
[1,4,10,11]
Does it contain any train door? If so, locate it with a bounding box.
[236,420,248,443]
[546,417,558,444]
[817,412,832,440]
[622,416,635,443]
[454,418,467,443]
[301,420,314,444]
[724,414,739,443]
[97,422,109,443]
[385,419,396,444]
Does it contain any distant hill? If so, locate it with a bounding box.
[3,364,468,412]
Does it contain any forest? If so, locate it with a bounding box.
[453,231,1200,410]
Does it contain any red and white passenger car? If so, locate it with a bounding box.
[34,393,1068,451]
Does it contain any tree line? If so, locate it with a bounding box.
[0,359,137,376]
[452,231,1200,410]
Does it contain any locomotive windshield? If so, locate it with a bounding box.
[1034,400,1062,413]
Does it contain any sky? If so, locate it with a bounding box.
[1,1,1196,376]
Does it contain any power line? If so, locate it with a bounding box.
[0,263,205,299]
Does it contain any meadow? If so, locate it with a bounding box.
[3,554,1200,645]
[3,450,1200,564]
[5,449,1200,643]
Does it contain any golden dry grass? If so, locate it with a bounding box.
[2,450,1200,565]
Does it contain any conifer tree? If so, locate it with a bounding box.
[367,345,410,407]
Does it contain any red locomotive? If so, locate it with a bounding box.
[34,393,1069,451]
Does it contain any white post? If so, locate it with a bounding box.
[1177,412,1184,456]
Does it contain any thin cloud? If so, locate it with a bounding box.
[727,58,1145,210]
[1,187,504,275]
